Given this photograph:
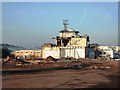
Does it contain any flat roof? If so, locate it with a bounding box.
[59,30,79,33]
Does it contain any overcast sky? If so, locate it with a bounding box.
[2,2,118,48]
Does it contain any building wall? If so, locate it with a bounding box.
[42,46,95,59]
[14,50,41,58]
[42,47,60,59]
[42,46,87,59]
[75,48,85,58]
[102,49,115,59]
[98,45,120,53]
[68,37,87,47]
[98,46,110,50]
[86,48,95,59]
[111,46,120,52]
[59,32,77,38]
[118,46,120,51]
[98,46,111,51]
[34,50,42,57]
[60,47,86,59]
[15,50,34,58]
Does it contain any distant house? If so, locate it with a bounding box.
[97,45,119,59]
[14,50,41,59]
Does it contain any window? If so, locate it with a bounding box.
[103,52,106,54]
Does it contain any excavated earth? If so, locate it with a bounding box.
[1,59,120,89]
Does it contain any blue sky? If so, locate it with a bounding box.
[2,2,118,48]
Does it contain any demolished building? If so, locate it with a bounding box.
[42,20,95,59]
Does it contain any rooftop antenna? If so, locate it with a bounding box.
[63,20,69,31]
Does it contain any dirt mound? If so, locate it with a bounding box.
[2,58,30,65]
[45,56,56,61]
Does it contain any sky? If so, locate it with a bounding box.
[2,2,118,48]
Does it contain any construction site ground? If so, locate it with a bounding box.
[2,59,120,89]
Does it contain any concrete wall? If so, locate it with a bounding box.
[75,48,85,58]
[59,32,77,38]
[86,48,95,59]
[34,50,42,57]
[14,47,95,59]
[98,46,110,50]
[14,50,41,58]
[42,47,86,59]
[42,47,60,59]
[68,37,87,47]
[15,50,34,57]
[102,49,115,59]
[60,47,86,59]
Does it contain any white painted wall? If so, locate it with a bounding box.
[59,32,77,38]
[60,47,86,59]
[64,48,74,58]
[42,47,60,59]
[102,49,115,58]
[42,47,88,59]
[98,46,110,50]
[75,48,85,58]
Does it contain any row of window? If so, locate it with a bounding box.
[16,52,41,53]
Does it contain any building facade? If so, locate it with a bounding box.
[13,20,95,59]
[42,45,60,59]
[97,45,119,59]
[41,20,94,59]
[14,50,41,59]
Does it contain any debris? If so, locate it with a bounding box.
[92,66,98,69]
[92,65,110,70]
[45,56,56,61]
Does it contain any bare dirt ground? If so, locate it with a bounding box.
[2,59,120,89]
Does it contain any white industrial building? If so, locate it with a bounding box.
[13,20,119,60]
[97,46,117,59]
[41,20,95,59]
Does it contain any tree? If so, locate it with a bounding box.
[0,47,12,58]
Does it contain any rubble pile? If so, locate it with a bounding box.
[45,56,56,61]
[91,65,110,70]
[2,58,30,65]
